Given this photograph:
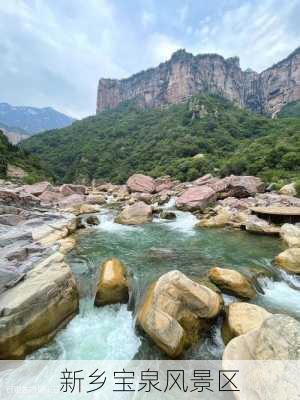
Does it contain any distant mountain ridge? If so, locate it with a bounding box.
[0,103,75,135]
[97,46,300,116]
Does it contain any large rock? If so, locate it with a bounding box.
[279,183,296,196]
[23,181,53,196]
[94,258,129,307]
[58,194,86,208]
[60,184,87,196]
[221,175,265,198]
[137,270,221,357]
[280,223,300,247]
[245,215,280,235]
[31,215,77,246]
[39,190,64,204]
[223,314,300,360]
[127,174,156,194]
[176,185,216,211]
[275,248,300,274]
[208,267,256,299]
[0,252,79,359]
[224,302,271,343]
[64,203,100,216]
[115,201,153,225]
[160,210,176,220]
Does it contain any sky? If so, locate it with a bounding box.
[0,0,299,119]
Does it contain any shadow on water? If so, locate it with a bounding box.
[29,208,300,360]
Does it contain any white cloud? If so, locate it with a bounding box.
[190,0,300,71]
[147,33,183,64]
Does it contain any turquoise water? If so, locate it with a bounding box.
[30,207,300,360]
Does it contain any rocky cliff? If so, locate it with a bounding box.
[97,47,300,116]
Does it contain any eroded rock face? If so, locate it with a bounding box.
[0,252,79,359]
[176,185,216,211]
[224,302,271,343]
[97,47,300,117]
[137,270,221,357]
[115,201,153,225]
[208,267,256,299]
[275,248,300,274]
[94,258,129,307]
[127,174,156,194]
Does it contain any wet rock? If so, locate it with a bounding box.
[223,302,271,343]
[127,174,156,194]
[280,223,300,247]
[137,270,221,358]
[31,214,77,246]
[147,247,177,260]
[160,210,176,220]
[275,248,300,274]
[94,258,129,307]
[0,252,79,359]
[115,201,153,225]
[208,267,256,299]
[176,185,216,211]
[279,183,296,196]
[223,314,300,360]
[58,236,76,255]
[60,184,87,196]
[23,181,53,196]
[86,215,100,226]
[245,215,280,235]
[197,208,233,228]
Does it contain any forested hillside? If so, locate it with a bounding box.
[22,95,300,184]
[0,130,48,182]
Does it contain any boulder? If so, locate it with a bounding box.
[58,194,85,208]
[223,314,300,360]
[23,181,53,196]
[39,190,64,204]
[32,215,77,246]
[94,258,129,307]
[220,175,265,198]
[197,208,233,228]
[280,223,300,247]
[0,252,79,359]
[60,184,87,196]
[85,194,105,205]
[275,248,300,274]
[127,174,156,193]
[224,302,271,343]
[245,215,280,235]
[279,183,296,196]
[86,215,100,226]
[208,267,256,299]
[160,210,176,220]
[132,192,153,204]
[137,270,221,357]
[115,201,153,225]
[64,203,100,216]
[176,185,216,211]
[156,182,173,192]
[193,174,214,186]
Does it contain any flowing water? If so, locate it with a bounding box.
[29,206,300,360]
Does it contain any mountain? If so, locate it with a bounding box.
[22,94,300,185]
[0,122,30,144]
[97,47,300,117]
[0,103,75,135]
[0,130,49,182]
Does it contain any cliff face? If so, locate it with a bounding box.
[97,47,300,116]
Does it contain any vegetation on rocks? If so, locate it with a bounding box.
[22,94,300,185]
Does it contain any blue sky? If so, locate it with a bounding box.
[0,0,299,118]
